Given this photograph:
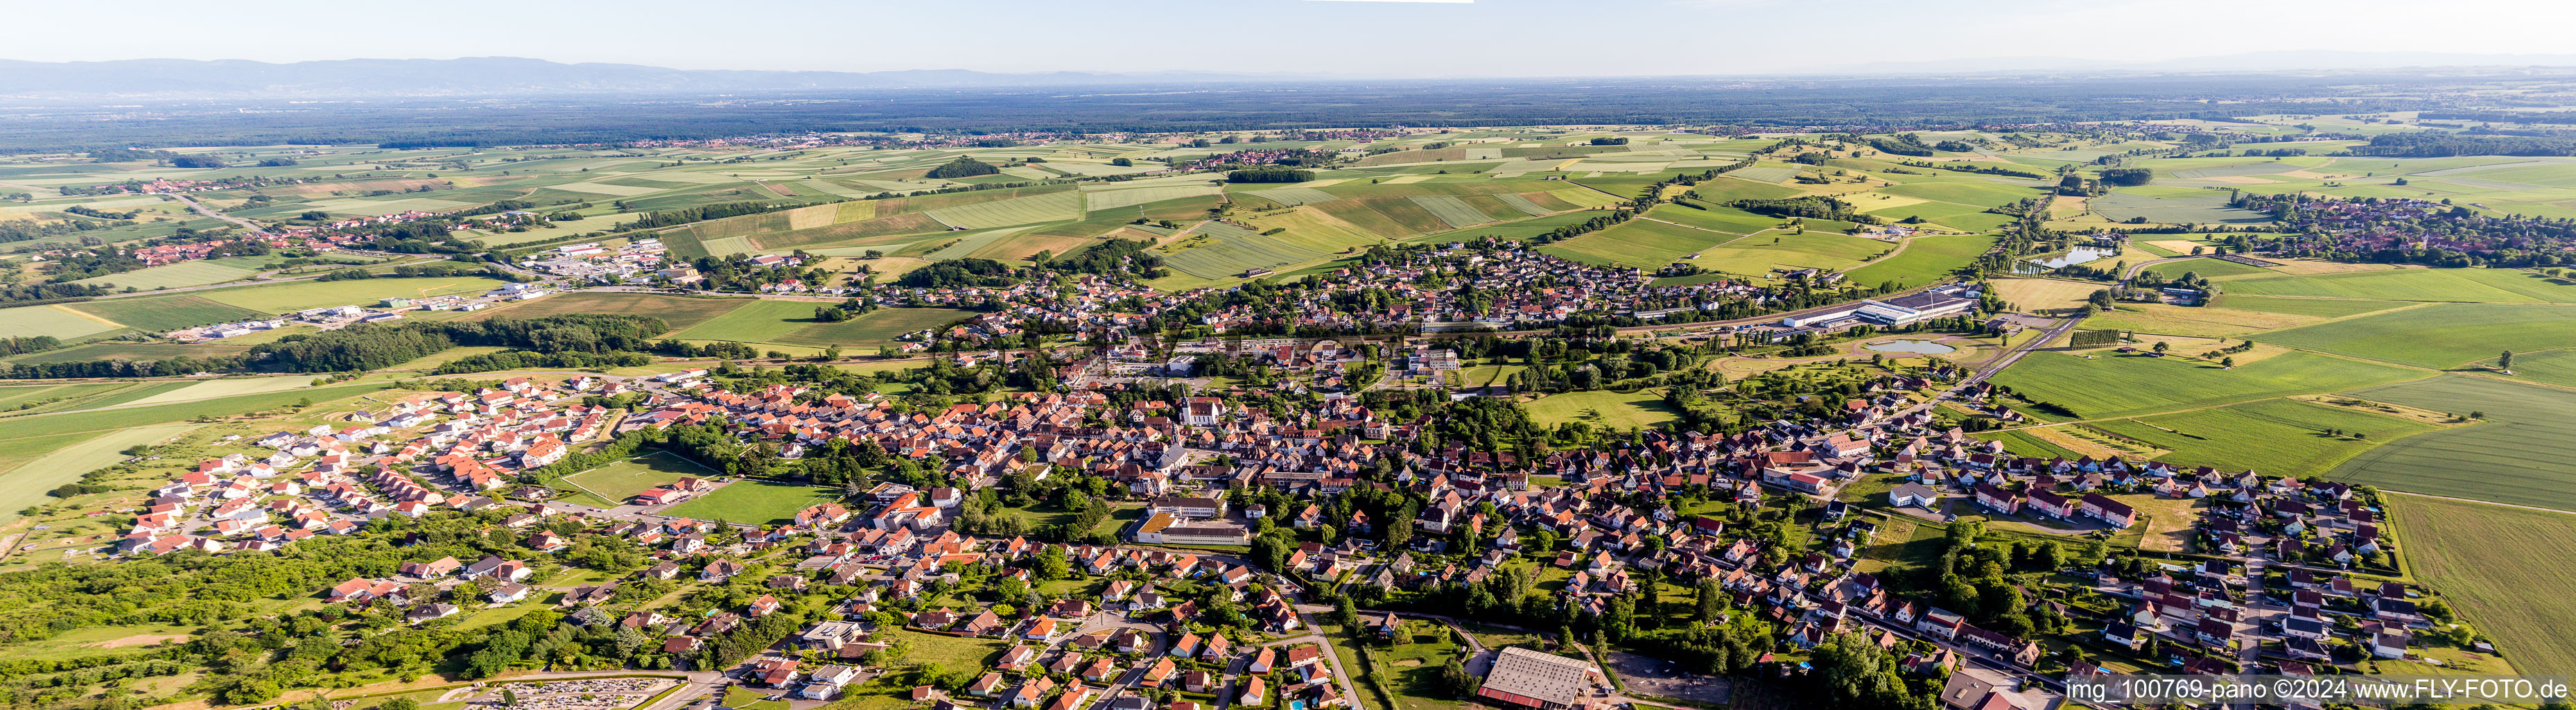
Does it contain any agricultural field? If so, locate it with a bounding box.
[197,277,516,313]
[0,422,200,522]
[2390,494,2576,676]
[1840,232,1994,289]
[658,480,837,525]
[670,299,833,343]
[2258,302,2576,369]
[2209,295,2410,318]
[1989,349,2423,419]
[2086,192,2274,223]
[70,261,259,289]
[1540,218,1743,268]
[2496,347,2576,388]
[2219,268,2576,303]
[777,307,979,349]
[465,292,752,334]
[67,295,268,333]
[2078,302,2324,338]
[0,304,125,340]
[1987,278,2107,317]
[2089,399,2435,478]
[2329,376,2576,512]
[1158,222,1332,279]
[118,376,316,406]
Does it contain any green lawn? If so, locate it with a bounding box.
[878,627,1009,668]
[657,480,837,525]
[1522,390,1681,429]
[1990,349,2423,419]
[1972,428,2084,459]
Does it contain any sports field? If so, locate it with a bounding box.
[1990,349,2423,419]
[2390,494,2576,675]
[2259,302,2576,368]
[468,292,753,334]
[658,480,837,525]
[2329,376,2576,511]
[559,451,717,508]
[778,307,978,348]
[2092,399,2434,478]
[2219,268,2576,303]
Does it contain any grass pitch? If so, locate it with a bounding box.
[658,480,837,525]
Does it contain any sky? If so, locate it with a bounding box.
[12,0,2576,77]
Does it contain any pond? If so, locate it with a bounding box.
[2014,244,2118,272]
[1864,339,1958,354]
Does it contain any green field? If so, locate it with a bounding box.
[671,299,834,343]
[1522,390,1680,429]
[0,422,202,521]
[2220,268,2576,303]
[119,376,316,406]
[2092,399,2435,478]
[657,480,837,525]
[2210,295,2410,318]
[1990,350,2423,419]
[559,451,717,508]
[2497,347,2576,389]
[2329,376,2576,511]
[2087,193,2274,223]
[67,295,268,333]
[777,307,977,349]
[923,189,1083,230]
[2258,302,2576,369]
[466,292,751,334]
[1972,428,2085,459]
[198,277,514,313]
[2391,494,2576,675]
[71,261,258,289]
[1540,218,1743,268]
[1841,232,1994,289]
[1160,222,1332,279]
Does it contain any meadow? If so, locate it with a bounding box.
[2078,302,2324,338]
[119,376,317,406]
[2257,302,2576,369]
[71,261,259,290]
[2389,494,2576,676]
[659,480,837,525]
[0,304,123,340]
[2209,295,2410,318]
[1540,218,1743,268]
[2086,192,2274,224]
[2329,376,2576,512]
[1521,390,1680,429]
[2219,268,2576,303]
[1989,350,2423,419]
[2090,399,2435,478]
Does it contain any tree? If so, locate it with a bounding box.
[2500,350,2516,371]
[2151,341,2168,354]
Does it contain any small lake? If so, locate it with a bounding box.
[2015,244,2118,272]
[1865,339,1958,354]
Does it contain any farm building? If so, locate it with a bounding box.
[1474,647,1601,710]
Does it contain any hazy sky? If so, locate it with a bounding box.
[12,0,2576,76]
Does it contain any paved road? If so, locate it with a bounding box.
[168,193,273,236]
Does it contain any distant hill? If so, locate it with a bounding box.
[0,57,1303,99]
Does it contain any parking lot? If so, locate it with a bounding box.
[1608,651,1732,705]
